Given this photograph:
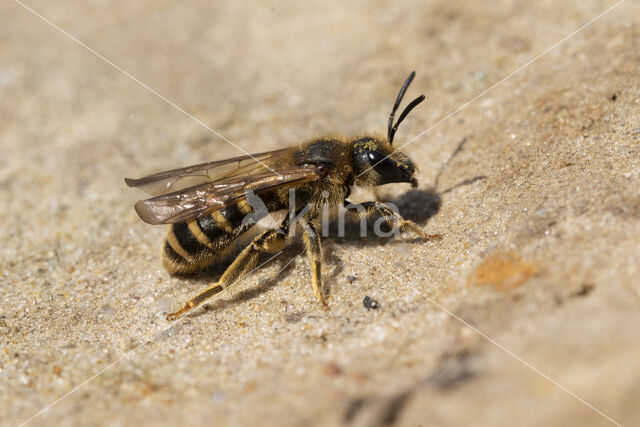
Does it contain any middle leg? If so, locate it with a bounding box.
[300,220,327,307]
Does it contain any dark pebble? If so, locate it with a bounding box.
[363,296,379,310]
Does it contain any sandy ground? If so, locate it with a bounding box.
[1,1,639,426]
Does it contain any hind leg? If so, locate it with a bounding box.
[166,228,289,320]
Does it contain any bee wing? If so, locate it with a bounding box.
[133,166,318,225]
[125,148,291,196]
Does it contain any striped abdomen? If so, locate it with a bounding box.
[163,198,270,274]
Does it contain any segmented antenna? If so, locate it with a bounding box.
[387,71,425,145]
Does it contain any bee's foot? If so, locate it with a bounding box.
[422,233,442,241]
[314,291,330,309]
[165,302,193,320]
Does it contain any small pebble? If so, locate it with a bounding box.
[363,296,379,310]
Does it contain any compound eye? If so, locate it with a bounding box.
[367,151,403,181]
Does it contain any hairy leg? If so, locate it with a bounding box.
[166,228,289,320]
[358,201,442,240]
[300,221,327,307]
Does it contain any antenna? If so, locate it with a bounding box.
[389,94,425,144]
[387,71,425,144]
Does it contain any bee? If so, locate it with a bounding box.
[126,71,441,320]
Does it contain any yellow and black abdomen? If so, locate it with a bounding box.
[163,199,256,275]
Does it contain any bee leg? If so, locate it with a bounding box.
[166,228,289,320]
[361,201,442,241]
[300,221,327,308]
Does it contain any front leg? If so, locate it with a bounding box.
[301,220,328,307]
[357,201,442,241]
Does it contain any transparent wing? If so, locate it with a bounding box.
[132,166,318,225]
[125,148,291,196]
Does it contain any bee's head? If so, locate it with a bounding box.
[352,137,418,188]
[351,71,425,189]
